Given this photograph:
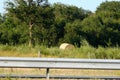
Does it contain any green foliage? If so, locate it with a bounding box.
[5,0,54,47]
[82,14,104,47]
[96,1,120,13]
[63,20,83,46]
[52,3,91,46]
[1,0,120,48]
[82,1,120,47]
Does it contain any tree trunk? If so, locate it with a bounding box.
[29,21,33,47]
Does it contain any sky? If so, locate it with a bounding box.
[0,0,120,14]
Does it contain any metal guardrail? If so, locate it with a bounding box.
[0,57,120,79]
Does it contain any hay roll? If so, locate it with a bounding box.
[59,43,74,50]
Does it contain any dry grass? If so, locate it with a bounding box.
[0,51,38,57]
[0,68,120,80]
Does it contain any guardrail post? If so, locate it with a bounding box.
[46,68,50,80]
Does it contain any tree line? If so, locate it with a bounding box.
[0,0,120,47]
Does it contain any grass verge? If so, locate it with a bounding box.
[0,45,120,59]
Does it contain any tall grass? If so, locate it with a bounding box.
[0,44,120,59]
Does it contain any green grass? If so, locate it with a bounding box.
[0,44,120,59]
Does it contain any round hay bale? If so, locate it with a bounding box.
[59,43,74,50]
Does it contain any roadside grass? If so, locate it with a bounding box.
[0,45,120,80]
[0,45,120,59]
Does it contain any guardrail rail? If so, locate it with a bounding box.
[0,57,120,79]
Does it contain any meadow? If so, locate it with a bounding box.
[0,44,120,59]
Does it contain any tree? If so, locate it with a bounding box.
[0,14,3,24]
[2,1,92,47]
[96,1,120,13]
[5,0,49,47]
[33,6,55,46]
[64,20,84,47]
[82,14,104,47]
[96,1,120,46]
[82,1,120,47]
[53,3,92,46]
[0,16,21,45]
